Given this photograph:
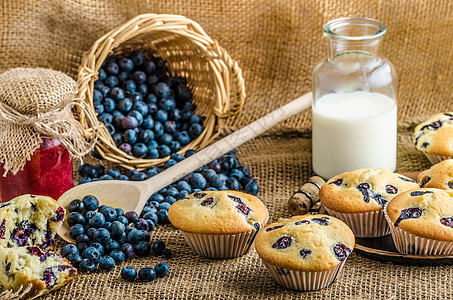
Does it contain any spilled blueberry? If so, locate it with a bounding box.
[333,243,351,261]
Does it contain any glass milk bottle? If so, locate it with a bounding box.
[312,17,397,179]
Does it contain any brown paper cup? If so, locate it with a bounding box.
[262,259,347,291]
[384,207,453,255]
[324,207,390,238]
[181,230,261,259]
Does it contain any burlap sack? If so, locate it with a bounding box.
[0,68,98,175]
[1,1,453,299]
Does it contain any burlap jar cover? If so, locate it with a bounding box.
[0,68,98,175]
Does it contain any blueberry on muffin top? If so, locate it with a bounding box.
[319,168,420,213]
[414,112,453,156]
[255,214,354,272]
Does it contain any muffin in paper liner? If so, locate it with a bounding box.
[384,205,453,255]
[255,215,354,292]
[168,191,268,259]
[181,228,261,258]
[262,259,347,291]
[324,207,390,238]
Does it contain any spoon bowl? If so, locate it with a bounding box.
[57,92,313,243]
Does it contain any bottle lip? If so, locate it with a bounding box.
[323,17,387,41]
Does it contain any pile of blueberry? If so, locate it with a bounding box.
[94,50,204,158]
[61,195,172,273]
[78,149,260,226]
[121,263,169,282]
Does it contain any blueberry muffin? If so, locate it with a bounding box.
[0,194,65,250]
[417,159,453,189]
[319,168,419,237]
[255,214,354,291]
[385,188,453,255]
[168,190,268,258]
[0,246,76,298]
[414,112,453,163]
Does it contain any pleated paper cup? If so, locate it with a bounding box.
[262,259,347,291]
[384,207,453,255]
[181,230,261,259]
[324,207,390,238]
[423,152,452,165]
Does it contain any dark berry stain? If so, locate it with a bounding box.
[385,185,398,194]
[410,191,433,197]
[295,220,310,225]
[440,217,453,228]
[330,179,343,186]
[422,142,429,148]
[0,219,6,239]
[52,207,65,222]
[193,192,207,199]
[27,246,52,262]
[266,225,284,232]
[357,183,371,203]
[311,217,330,226]
[448,181,453,189]
[11,221,36,246]
[399,176,417,183]
[333,243,351,261]
[371,193,387,208]
[421,177,431,188]
[272,236,293,249]
[395,207,423,226]
[300,248,312,259]
[236,203,251,216]
[200,197,215,206]
[5,263,10,275]
[228,195,242,203]
[0,203,10,209]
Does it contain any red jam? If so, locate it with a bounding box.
[0,139,73,202]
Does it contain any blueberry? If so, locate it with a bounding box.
[82,247,101,264]
[159,97,176,111]
[88,212,105,228]
[86,228,97,240]
[61,244,79,258]
[137,83,148,96]
[145,166,160,178]
[106,169,121,179]
[118,98,133,113]
[110,249,126,263]
[190,114,202,124]
[98,69,107,80]
[153,121,164,137]
[177,131,191,145]
[178,190,190,199]
[159,202,172,211]
[147,102,158,114]
[145,94,158,105]
[152,240,165,256]
[126,229,142,244]
[109,87,125,101]
[93,89,103,106]
[93,228,111,244]
[245,182,259,195]
[82,195,99,211]
[143,212,159,225]
[134,241,151,257]
[130,50,146,66]
[111,221,126,237]
[138,267,156,282]
[155,109,168,123]
[134,219,149,231]
[181,110,192,121]
[119,212,135,225]
[333,243,352,261]
[226,177,241,191]
[151,193,165,203]
[121,116,138,130]
[142,115,155,130]
[154,82,171,98]
[66,253,83,267]
[146,146,159,159]
[76,233,90,246]
[118,175,129,181]
[99,113,113,124]
[90,242,105,256]
[155,262,170,278]
[161,248,172,259]
[132,70,147,84]
[133,101,148,116]
[132,143,147,158]
[158,145,171,158]
[79,258,96,273]
[127,169,139,178]
[67,212,85,226]
[208,161,222,174]
[121,266,138,281]
[175,84,192,102]
[238,165,250,176]
[230,169,245,181]
[272,236,293,249]
[77,242,90,253]
[157,209,169,224]
[121,243,135,259]
[104,239,120,253]
[99,255,116,271]
[188,123,203,138]
[159,133,173,145]
[102,207,118,222]
[395,207,423,226]
[119,143,132,154]
[105,61,119,75]
[69,224,85,240]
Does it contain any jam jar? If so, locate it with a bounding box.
[0,138,73,202]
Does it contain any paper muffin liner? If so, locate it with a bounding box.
[384,206,453,255]
[324,207,390,238]
[423,152,452,165]
[262,259,347,291]
[181,230,261,259]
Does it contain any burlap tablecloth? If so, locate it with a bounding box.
[2,1,453,299]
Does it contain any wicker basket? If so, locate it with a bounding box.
[77,13,245,170]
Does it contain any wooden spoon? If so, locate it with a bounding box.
[57,92,313,242]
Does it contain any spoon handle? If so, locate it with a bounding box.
[137,92,313,212]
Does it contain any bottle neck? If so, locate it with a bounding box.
[326,38,383,62]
